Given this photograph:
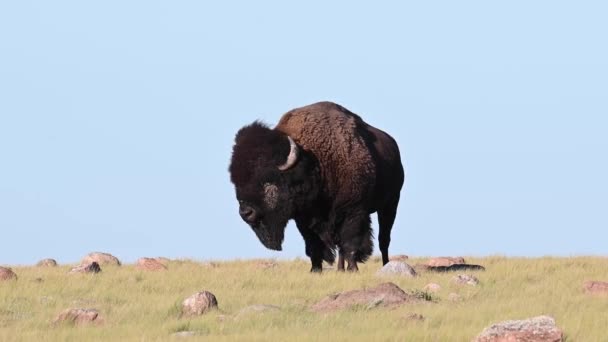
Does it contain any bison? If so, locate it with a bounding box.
[229,101,405,272]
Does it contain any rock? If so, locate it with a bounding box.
[452,274,479,286]
[427,257,466,267]
[136,258,167,271]
[155,257,171,265]
[424,283,442,293]
[172,331,199,338]
[236,305,281,319]
[182,291,218,316]
[201,261,219,268]
[81,252,121,266]
[405,313,425,321]
[53,308,103,326]
[448,293,462,302]
[390,254,409,262]
[68,262,101,274]
[376,261,417,277]
[583,281,608,295]
[427,264,486,272]
[36,259,58,267]
[414,264,432,272]
[473,315,563,342]
[256,260,278,270]
[310,282,420,313]
[0,266,17,281]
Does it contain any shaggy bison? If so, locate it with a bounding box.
[229,101,405,272]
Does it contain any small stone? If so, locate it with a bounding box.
[424,283,442,293]
[182,291,218,316]
[427,257,466,267]
[376,261,417,277]
[583,281,608,295]
[201,261,219,268]
[473,315,563,342]
[172,331,198,338]
[53,308,103,326]
[256,260,278,270]
[405,313,425,321]
[36,259,58,267]
[81,252,121,266]
[68,262,101,274]
[452,274,479,286]
[0,266,17,281]
[448,293,462,302]
[136,257,168,271]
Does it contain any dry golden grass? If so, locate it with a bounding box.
[1,256,607,341]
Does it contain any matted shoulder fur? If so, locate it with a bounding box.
[275,101,376,206]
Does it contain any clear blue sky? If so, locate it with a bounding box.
[1,2,606,265]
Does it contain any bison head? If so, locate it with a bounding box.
[228,122,300,251]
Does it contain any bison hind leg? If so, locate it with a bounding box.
[339,211,374,271]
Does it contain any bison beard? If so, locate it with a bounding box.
[229,101,405,273]
[251,213,289,251]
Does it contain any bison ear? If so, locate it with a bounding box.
[277,136,299,171]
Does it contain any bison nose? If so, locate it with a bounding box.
[239,204,257,223]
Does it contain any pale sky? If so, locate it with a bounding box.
[1,1,606,264]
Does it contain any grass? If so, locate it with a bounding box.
[1,256,607,341]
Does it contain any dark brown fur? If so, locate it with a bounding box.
[229,101,405,272]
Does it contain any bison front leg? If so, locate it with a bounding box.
[337,249,345,272]
[338,210,373,272]
[295,219,334,273]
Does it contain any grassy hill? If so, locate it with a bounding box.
[1,256,606,341]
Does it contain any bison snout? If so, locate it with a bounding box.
[239,204,258,224]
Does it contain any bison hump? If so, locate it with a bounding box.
[275,102,376,204]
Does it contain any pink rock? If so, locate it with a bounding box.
[310,282,420,313]
[473,315,563,342]
[81,252,121,266]
[0,266,17,281]
[36,259,58,267]
[427,257,465,267]
[53,308,104,326]
[136,258,167,271]
[583,281,608,295]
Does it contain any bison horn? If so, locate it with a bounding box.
[278,136,299,171]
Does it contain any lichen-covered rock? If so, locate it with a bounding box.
[182,291,218,316]
[53,308,103,326]
[136,257,167,271]
[36,259,58,267]
[81,252,121,266]
[0,266,17,281]
[311,282,419,313]
[376,261,417,277]
[68,262,101,274]
[473,315,563,342]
